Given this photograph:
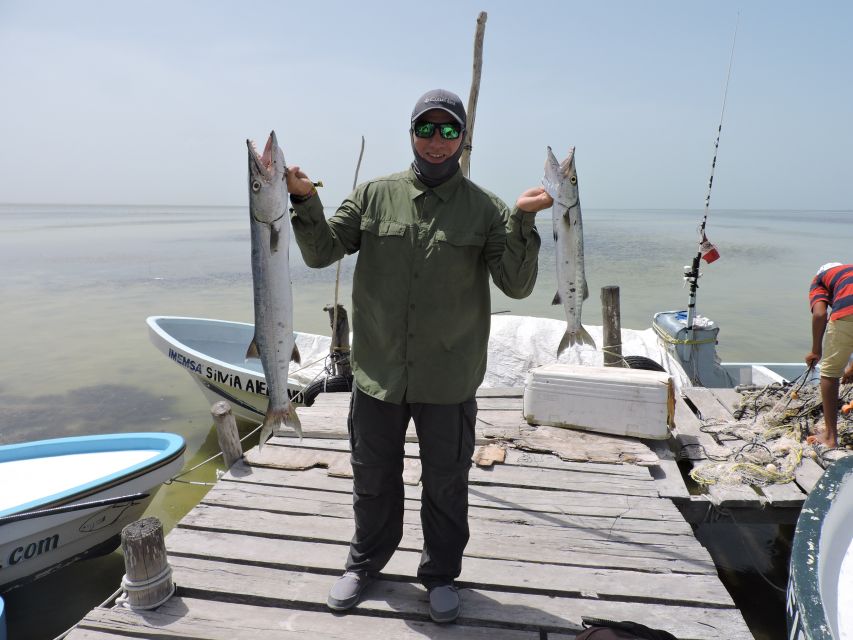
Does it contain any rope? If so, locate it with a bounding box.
[653,322,717,346]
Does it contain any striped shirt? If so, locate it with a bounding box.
[810,264,853,320]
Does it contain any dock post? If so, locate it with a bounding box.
[324,303,352,377]
[601,286,623,367]
[211,401,242,469]
[118,517,174,610]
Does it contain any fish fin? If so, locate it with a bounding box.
[578,324,596,348]
[557,324,596,356]
[245,337,260,359]
[582,279,589,301]
[552,229,558,242]
[262,402,303,442]
[285,401,303,442]
[258,421,273,452]
[291,342,301,364]
[552,291,562,305]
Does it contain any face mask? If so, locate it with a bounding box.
[409,133,465,187]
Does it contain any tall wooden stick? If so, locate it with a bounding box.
[331,135,365,354]
[460,11,487,178]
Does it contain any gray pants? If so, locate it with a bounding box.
[344,387,477,588]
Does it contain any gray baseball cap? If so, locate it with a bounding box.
[411,89,467,127]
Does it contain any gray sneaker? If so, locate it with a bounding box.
[327,570,373,611]
[428,584,461,623]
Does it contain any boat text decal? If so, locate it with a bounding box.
[168,348,268,395]
[1,534,60,569]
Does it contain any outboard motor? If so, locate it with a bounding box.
[653,310,736,388]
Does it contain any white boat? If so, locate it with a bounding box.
[787,455,853,640]
[146,316,340,424]
[0,432,185,592]
[147,314,808,430]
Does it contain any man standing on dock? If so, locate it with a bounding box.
[286,89,551,623]
[805,262,853,448]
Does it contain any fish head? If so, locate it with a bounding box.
[247,130,288,223]
[542,145,578,207]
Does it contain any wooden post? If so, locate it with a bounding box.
[459,11,487,178]
[119,517,174,610]
[324,303,352,377]
[601,286,623,367]
[211,401,242,469]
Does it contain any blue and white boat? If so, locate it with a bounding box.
[0,432,185,592]
[787,455,853,640]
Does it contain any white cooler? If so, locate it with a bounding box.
[522,363,674,440]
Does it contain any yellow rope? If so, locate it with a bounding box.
[653,322,717,346]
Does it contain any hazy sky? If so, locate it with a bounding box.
[1,1,850,210]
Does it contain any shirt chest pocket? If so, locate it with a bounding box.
[430,228,486,276]
[358,218,410,274]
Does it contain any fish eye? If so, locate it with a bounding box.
[570,176,577,185]
[252,180,262,192]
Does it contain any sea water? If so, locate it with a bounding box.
[0,203,850,638]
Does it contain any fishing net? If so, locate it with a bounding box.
[688,377,853,487]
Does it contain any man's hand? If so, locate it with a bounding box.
[286,165,315,197]
[516,187,553,213]
[842,364,853,385]
[805,352,821,368]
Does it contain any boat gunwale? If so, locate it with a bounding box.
[0,433,185,518]
[787,456,853,640]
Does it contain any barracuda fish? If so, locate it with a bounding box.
[246,130,302,446]
[542,145,595,355]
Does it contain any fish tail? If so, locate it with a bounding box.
[258,401,303,448]
[557,324,596,356]
[578,324,596,348]
[285,400,303,441]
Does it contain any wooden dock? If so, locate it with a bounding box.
[66,388,755,639]
[671,386,843,523]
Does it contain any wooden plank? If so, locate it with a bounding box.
[245,447,422,484]
[476,386,524,398]
[160,552,747,637]
[671,396,729,461]
[203,482,695,536]
[246,445,657,496]
[707,483,766,508]
[511,425,660,466]
[178,504,715,572]
[707,387,744,414]
[794,456,827,493]
[222,464,685,521]
[759,481,806,506]
[73,597,539,639]
[645,440,691,500]
[682,388,734,422]
[166,530,727,604]
[265,438,656,479]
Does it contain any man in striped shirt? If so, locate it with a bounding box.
[806,262,853,447]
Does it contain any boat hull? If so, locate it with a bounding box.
[787,455,853,639]
[0,433,185,591]
[147,316,330,424]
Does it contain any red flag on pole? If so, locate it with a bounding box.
[699,234,720,263]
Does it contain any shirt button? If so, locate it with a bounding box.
[408,360,414,366]
[408,333,414,338]
[410,304,416,310]
[413,273,419,279]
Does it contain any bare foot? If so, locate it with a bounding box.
[807,434,838,448]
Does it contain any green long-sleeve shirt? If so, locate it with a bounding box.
[290,167,540,405]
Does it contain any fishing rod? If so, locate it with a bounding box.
[685,15,739,330]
